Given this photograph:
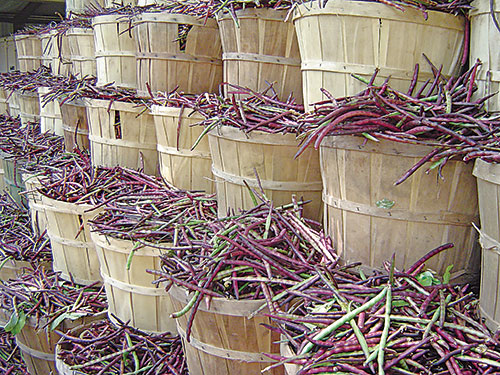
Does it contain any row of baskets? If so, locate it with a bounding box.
[11,0,499,112]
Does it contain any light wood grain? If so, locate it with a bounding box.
[41,195,102,285]
[152,105,214,192]
[38,87,63,136]
[293,0,465,110]
[67,27,97,78]
[92,231,177,333]
[18,91,40,127]
[86,98,159,175]
[59,98,91,151]
[321,135,479,280]
[170,285,284,375]
[15,34,42,72]
[209,125,322,221]
[134,11,222,97]
[93,15,137,89]
[217,8,302,103]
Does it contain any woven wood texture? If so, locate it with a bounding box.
[60,99,90,151]
[293,0,465,109]
[18,91,40,127]
[15,34,42,72]
[152,105,214,193]
[208,126,322,221]
[42,195,102,285]
[92,232,177,333]
[23,174,47,236]
[321,136,479,279]
[7,90,20,117]
[170,285,284,375]
[93,15,137,89]
[67,27,97,78]
[134,12,222,96]
[86,98,159,175]
[66,0,105,16]
[470,0,499,112]
[217,8,302,103]
[38,87,63,136]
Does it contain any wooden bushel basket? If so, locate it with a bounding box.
[91,232,177,333]
[67,27,96,78]
[41,195,102,285]
[293,0,464,109]
[22,173,48,236]
[169,285,284,375]
[38,87,63,136]
[134,11,222,97]
[470,0,500,112]
[86,98,159,175]
[208,126,322,221]
[473,159,500,331]
[93,14,137,89]
[14,34,42,72]
[40,32,54,69]
[66,0,105,17]
[151,105,214,193]
[7,90,20,117]
[0,309,105,375]
[321,136,479,279]
[60,98,90,151]
[217,8,302,103]
[18,91,40,127]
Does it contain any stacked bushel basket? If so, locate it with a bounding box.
[0,0,499,374]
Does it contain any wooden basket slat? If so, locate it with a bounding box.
[15,34,42,72]
[93,15,137,89]
[208,126,322,221]
[217,8,302,103]
[41,195,102,285]
[170,285,284,375]
[7,90,20,117]
[92,232,177,333]
[321,136,479,279]
[23,173,48,236]
[38,87,63,136]
[134,12,222,96]
[18,91,40,127]
[152,105,214,192]
[60,99,90,151]
[67,27,96,78]
[470,0,499,112]
[293,0,465,109]
[66,0,105,16]
[86,98,159,174]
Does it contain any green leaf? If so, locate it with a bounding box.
[3,311,19,332]
[417,271,435,287]
[376,198,395,209]
[443,265,453,284]
[11,311,26,336]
